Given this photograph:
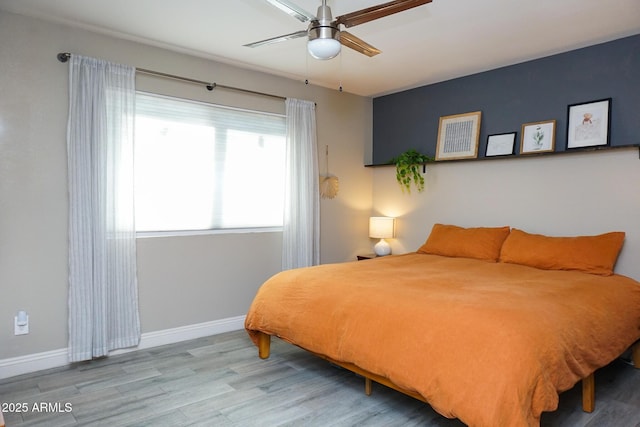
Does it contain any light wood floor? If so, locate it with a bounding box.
[1,330,639,426]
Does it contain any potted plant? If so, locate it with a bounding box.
[391,149,433,193]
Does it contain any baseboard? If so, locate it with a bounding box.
[0,315,246,380]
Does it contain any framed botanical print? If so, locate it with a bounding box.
[520,120,556,154]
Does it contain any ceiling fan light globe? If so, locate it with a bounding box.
[308,38,341,60]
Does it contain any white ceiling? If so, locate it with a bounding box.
[1,0,639,97]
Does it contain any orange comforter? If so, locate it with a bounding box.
[245,253,640,426]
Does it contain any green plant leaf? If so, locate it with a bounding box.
[391,148,433,193]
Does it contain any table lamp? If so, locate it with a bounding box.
[369,217,396,256]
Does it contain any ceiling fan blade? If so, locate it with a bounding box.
[335,0,432,28]
[244,30,308,48]
[263,0,316,23]
[340,31,381,57]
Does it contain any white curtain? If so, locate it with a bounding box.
[282,98,320,270]
[67,55,140,362]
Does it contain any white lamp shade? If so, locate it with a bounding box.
[369,217,395,239]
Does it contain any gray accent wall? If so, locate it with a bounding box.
[372,34,640,164]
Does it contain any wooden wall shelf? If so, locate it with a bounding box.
[365,144,640,168]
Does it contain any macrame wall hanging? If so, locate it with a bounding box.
[319,145,339,199]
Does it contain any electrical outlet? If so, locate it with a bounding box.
[14,311,29,335]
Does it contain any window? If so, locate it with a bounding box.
[134,92,286,233]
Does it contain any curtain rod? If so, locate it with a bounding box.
[56,52,287,102]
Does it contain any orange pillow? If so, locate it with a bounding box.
[417,224,511,262]
[499,229,625,276]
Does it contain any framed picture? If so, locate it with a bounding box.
[486,132,516,157]
[436,111,482,161]
[520,120,556,154]
[567,98,611,149]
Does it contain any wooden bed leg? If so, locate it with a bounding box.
[364,377,373,396]
[258,332,271,359]
[632,342,640,368]
[582,373,595,413]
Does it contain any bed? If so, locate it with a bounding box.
[245,225,640,426]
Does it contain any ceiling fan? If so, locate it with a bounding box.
[244,0,432,60]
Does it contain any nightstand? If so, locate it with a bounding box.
[357,253,377,260]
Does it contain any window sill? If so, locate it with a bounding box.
[136,227,282,239]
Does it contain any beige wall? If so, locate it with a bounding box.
[0,11,373,359]
[372,148,640,280]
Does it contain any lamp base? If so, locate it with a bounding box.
[374,239,391,256]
